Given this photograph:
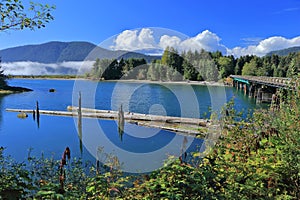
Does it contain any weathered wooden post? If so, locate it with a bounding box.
[249,85,253,98]
[256,88,262,103]
[243,84,247,95]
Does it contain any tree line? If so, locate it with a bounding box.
[86,47,300,82]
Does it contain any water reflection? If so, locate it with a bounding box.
[180,136,188,164]
[0,95,4,129]
[78,92,83,155]
[36,101,40,128]
[117,105,125,142]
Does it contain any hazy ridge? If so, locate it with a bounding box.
[0,41,160,63]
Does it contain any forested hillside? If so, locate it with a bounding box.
[0,42,160,63]
[266,46,300,56]
[87,47,300,81]
[0,42,95,63]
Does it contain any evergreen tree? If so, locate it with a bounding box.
[182,59,197,80]
[204,59,219,81]
[287,53,300,77]
[147,61,161,81]
[242,60,257,76]
[217,56,235,79]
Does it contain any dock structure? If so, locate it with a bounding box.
[230,75,292,103]
[6,106,211,136]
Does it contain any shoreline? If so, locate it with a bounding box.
[0,86,32,94]
[105,79,228,87]
[10,76,229,87]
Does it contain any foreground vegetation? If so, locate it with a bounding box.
[1,77,299,199]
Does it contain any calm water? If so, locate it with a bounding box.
[0,79,265,172]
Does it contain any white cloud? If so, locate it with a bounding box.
[180,30,227,53]
[111,28,300,57]
[111,28,156,51]
[2,61,94,75]
[159,35,182,50]
[241,37,263,46]
[274,7,300,14]
[229,36,300,57]
[158,30,227,54]
[111,29,228,54]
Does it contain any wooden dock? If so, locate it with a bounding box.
[6,106,211,136]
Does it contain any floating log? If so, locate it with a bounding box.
[67,106,209,127]
[6,109,75,117]
[6,107,211,136]
[7,107,209,126]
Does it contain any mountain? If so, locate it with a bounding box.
[0,41,161,63]
[266,46,300,56]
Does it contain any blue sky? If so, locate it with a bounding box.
[1,0,300,56]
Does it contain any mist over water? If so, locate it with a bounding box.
[2,61,94,75]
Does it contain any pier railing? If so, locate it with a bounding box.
[230,75,292,88]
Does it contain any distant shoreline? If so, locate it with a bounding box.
[9,75,229,87]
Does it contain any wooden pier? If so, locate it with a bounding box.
[6,106,211,136]
[230,75,293,103]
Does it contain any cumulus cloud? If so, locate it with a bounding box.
[111,28,228,54]
[158,30,227,53]
[111,28,300,57]
[229,35,300,57]
[2,61,94,75]
[180,30,227,53]
[111,28,156,51]
[159,35,182,50]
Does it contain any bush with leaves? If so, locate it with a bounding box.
[0,147,34,198]
[204,76,300,199]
